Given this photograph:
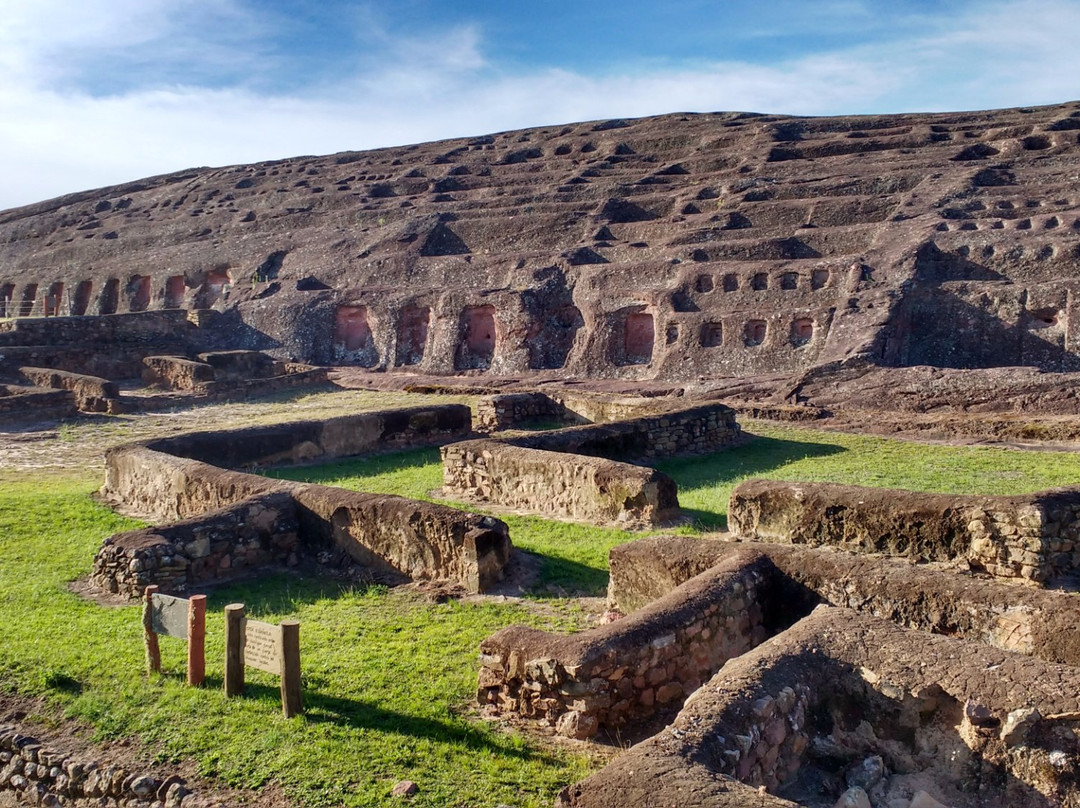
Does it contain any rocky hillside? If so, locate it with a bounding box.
[1,101,1079,382]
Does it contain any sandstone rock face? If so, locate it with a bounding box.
[2,102,1078,382]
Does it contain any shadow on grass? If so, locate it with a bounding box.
[527,553,608,599]
[222,684,562,764]
[264,446,441,485]
[678,506,728,532]
[198,571,373,615]
[657,433,847,526]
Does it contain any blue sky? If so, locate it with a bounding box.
[1,0,1079,210]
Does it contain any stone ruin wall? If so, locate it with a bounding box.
[0,724,220,808]
[96,406,512,595]
[478,551,772,739]
[442,399,740,526]
[13,367,118,413]
[473,390,676,432]
[560,605,1080,808]
[479,530,1080,746]
[441,441,677,528]
[0,385,77,422]
[0,311,332,424]
[729,478,1080,583]
[91,492,300,598]
[608,536,1080,668]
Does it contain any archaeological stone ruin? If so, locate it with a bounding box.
[3,99,1080,808]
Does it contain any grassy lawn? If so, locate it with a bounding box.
[4,416,1080,806]
[660,420,1080,530]
[0,474,598,808]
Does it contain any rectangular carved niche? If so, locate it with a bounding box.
[129,275,152,312]
[791,317,814,346]
[700,322,724,348]
[44,282,64,316]
[0,283,14,317]
[455,305,497,370]
[164,275,186,309]
[395,305,430,366]
[72,280,93,315]
[99,279,119,314]
[333,305,378,366]
[618,309,655,366]
[196,269,231,309]
[20,283,38,317]
[744,319,767,346]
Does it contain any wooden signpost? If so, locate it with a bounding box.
[142,585,206,686]
[223,603,302,717]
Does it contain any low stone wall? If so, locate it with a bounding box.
[441,441,678,527]
[511,402,741,462]
[0,724,215,808]
[196,349,281,380]
[0,345,157,380]
[294,485,510,594]
[0,385,76,425]
[474,390,687,433]
[475,392,569,432]
[143,404,472,469]
[608,536,1080,667]
[443,402,740,526]
[91,492,299,597]
[142,356,215,390]
[729,478,1078,583]
[99,406,510,594]
[0,310,195,347]
[477,550,773,738]
[100,446,510,594]
[16,366,119,412]
[142,351,293,391]
[560,606,1080,807]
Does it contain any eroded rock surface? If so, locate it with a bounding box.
[1,102,1078,399]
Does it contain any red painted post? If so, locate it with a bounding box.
[143,585,161,675]
[187,594,207,687]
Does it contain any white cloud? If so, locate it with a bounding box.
[0,0,1078,210]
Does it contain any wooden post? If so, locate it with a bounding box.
[143,585,161,675]
[279,620,302,718]
[187,594,207,687]
[224,604,246,697]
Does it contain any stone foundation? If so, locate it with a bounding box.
[477,550,772,738]
[441,441,678,527]
[0,385,76,425]
[608,536,1080,667]
[137,405,471,473]
[0,724,222,808]
[443,402,740,526]
[196,349,281,380]
[91,492,299,597]
[142,356,215,390]
[97,405,511,594]
[730,478,1080,583]
[14,366,119,413]
[510,401,741,462]
[560,606,1080,808]
[473,391,678,433]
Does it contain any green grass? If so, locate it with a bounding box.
[0,474,597,808]
[266,449,635,598]
[6,421,1080,807]
[659,420,1080,530]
